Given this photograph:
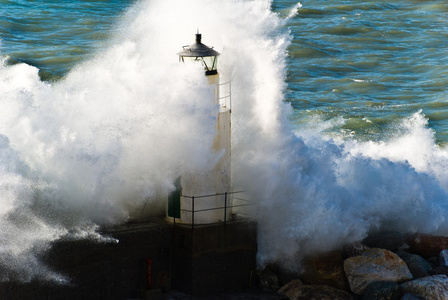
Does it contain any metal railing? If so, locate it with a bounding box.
[172,191,253,229]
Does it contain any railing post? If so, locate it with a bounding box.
[192,196,195,230]
[229,82,232,109]
[173,200,176,227]
[224,192,227,225]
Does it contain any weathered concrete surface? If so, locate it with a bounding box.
[1,218,173,300]
[0,218,258,299]
[171,219,257,295]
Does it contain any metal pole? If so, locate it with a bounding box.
[229,82,232,109]
[224,192,227,225]
[192,196,195,230]
[173,196,176,227]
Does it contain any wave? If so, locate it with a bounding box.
[0,0,448,279]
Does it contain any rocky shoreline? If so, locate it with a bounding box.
[255,231,448,300]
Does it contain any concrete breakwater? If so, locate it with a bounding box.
[0,218,258,299]
[5,221,448,300]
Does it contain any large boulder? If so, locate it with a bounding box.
[344,248,413,295]
[278,284,353,300]
[278,279,303,298]
[400,275,448,300]
[301,250,350,291]
[362,231,405,251]
[406,233,448,257]
[395,250,431,279]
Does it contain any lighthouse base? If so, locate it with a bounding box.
[171,219,257,295]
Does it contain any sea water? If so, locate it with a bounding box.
[1,0,448,280]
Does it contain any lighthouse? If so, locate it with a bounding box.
[167,32,232,225]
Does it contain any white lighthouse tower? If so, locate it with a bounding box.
[167,32,232,225]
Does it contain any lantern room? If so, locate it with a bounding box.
[177,33,219,76]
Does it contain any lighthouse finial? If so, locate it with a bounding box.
[195,29,201,43]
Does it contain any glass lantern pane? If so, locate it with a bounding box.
[181,56,201,64]
[212,56,218,70]
[202,56,217,71]
[180,55,218,74]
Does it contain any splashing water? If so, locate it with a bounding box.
[1,0,448,279]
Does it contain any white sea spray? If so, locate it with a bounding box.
[0,0,448,279]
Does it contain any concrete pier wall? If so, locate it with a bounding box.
[0,218,257,299]
[1,220,173,299]
[172,219,257,294]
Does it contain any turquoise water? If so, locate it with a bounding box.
[0,0,132,80]
[2,0,448,280]
[2,0,448,141]
[277,1,448,143]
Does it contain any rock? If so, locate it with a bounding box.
[400,275,448,300]
[400,293,424,300]
[267,262,300,287]
[395,251,431,279]
[302,250,350,291]
[428,266,448,277]
[344,248,413,295]
[258,268,280,292]
[362,231,405,251]
[426,256,439,268]
[279,284,353,300]
[405,262,430,279]
[406,233,448,257]
[342,242,369,258]
[278,279,303,297]
[362,281,400,300]
[439,249,448,266]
